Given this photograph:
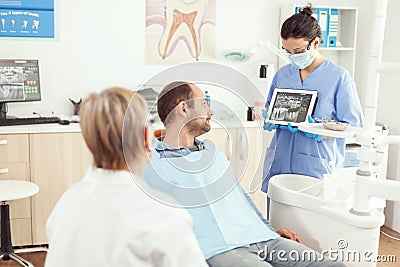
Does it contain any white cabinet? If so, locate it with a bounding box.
[279,4,358,77]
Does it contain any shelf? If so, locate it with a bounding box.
[279,4,358,76]
[320,47,355,51]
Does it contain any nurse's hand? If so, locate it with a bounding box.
[303,131,324,141]
[263,121,278,131]
[302,115,324,141]
[262,109,269,119]
[307,115,316,123]
[279,123,298,133]
[262,110,278,131]
[277,228,301,243]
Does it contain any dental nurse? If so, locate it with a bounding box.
[261,5,364,193]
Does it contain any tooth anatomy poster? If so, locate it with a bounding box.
[146,0,216,64]
[0,0,54,38]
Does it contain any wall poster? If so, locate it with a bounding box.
[146,0,216,65]
[0,0,54,38]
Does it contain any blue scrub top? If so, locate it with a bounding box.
[262,60,364,192]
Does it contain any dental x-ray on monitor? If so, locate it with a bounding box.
[0,59,41,119]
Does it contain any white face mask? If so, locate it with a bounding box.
[288,49,315,69]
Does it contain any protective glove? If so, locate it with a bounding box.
[279,123,299,133]
[262,110,278,131]
[302,115,324,141]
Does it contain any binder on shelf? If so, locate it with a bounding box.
[328,9,339,47]
[318,8,329,47]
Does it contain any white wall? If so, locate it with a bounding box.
[1,0,165,116]
[0,0,360,116]
[0,0,284,117]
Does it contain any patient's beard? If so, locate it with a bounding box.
[186,117,211,137]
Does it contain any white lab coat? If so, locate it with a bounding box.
[45,168,207,267]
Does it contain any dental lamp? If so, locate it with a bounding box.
[222,41,290,64]
[256,41,290,64]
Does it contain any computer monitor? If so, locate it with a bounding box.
[0,59,41,119]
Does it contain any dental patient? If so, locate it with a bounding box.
[143,81,347,267]
[45,87,207,267]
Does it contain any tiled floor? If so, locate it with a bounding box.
[0,226,398,266]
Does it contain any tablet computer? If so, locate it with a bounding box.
[267,88,318,126]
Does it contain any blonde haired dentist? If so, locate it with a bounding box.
[45,87,207,267]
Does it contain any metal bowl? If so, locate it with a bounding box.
[322,121,349,131]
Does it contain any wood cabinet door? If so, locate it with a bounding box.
[0,170,32,246]
[232,127,274,216]
[10,219,33,246]
[0,134,29,163]
[0,134,32,246]
[196,127,274,216]
[30,133,92,244]
[198,127,235,161]
[0,163,31,220]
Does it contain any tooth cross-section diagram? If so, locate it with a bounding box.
[162,9,199,60]
[146,0,215,64]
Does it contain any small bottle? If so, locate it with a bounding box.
[259,64,267,79]
[205,90,211,107]
[247,107,254,121]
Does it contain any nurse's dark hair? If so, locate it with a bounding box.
[280,3,322,41]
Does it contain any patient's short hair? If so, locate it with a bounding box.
[157,81,194,125]
[80,87,147,170]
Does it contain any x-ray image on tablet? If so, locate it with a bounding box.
[267,88,318,126]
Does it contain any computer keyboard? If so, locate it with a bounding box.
[0,116,60,126]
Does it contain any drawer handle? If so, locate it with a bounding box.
[0,168,9,174]
[0,139,7,145]
[227,135,232,162]
[239,131,247,160]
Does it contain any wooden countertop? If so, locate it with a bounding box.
[0,121,264,135]
[0,123,83,134]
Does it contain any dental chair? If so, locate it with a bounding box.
[154,129,165,138]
